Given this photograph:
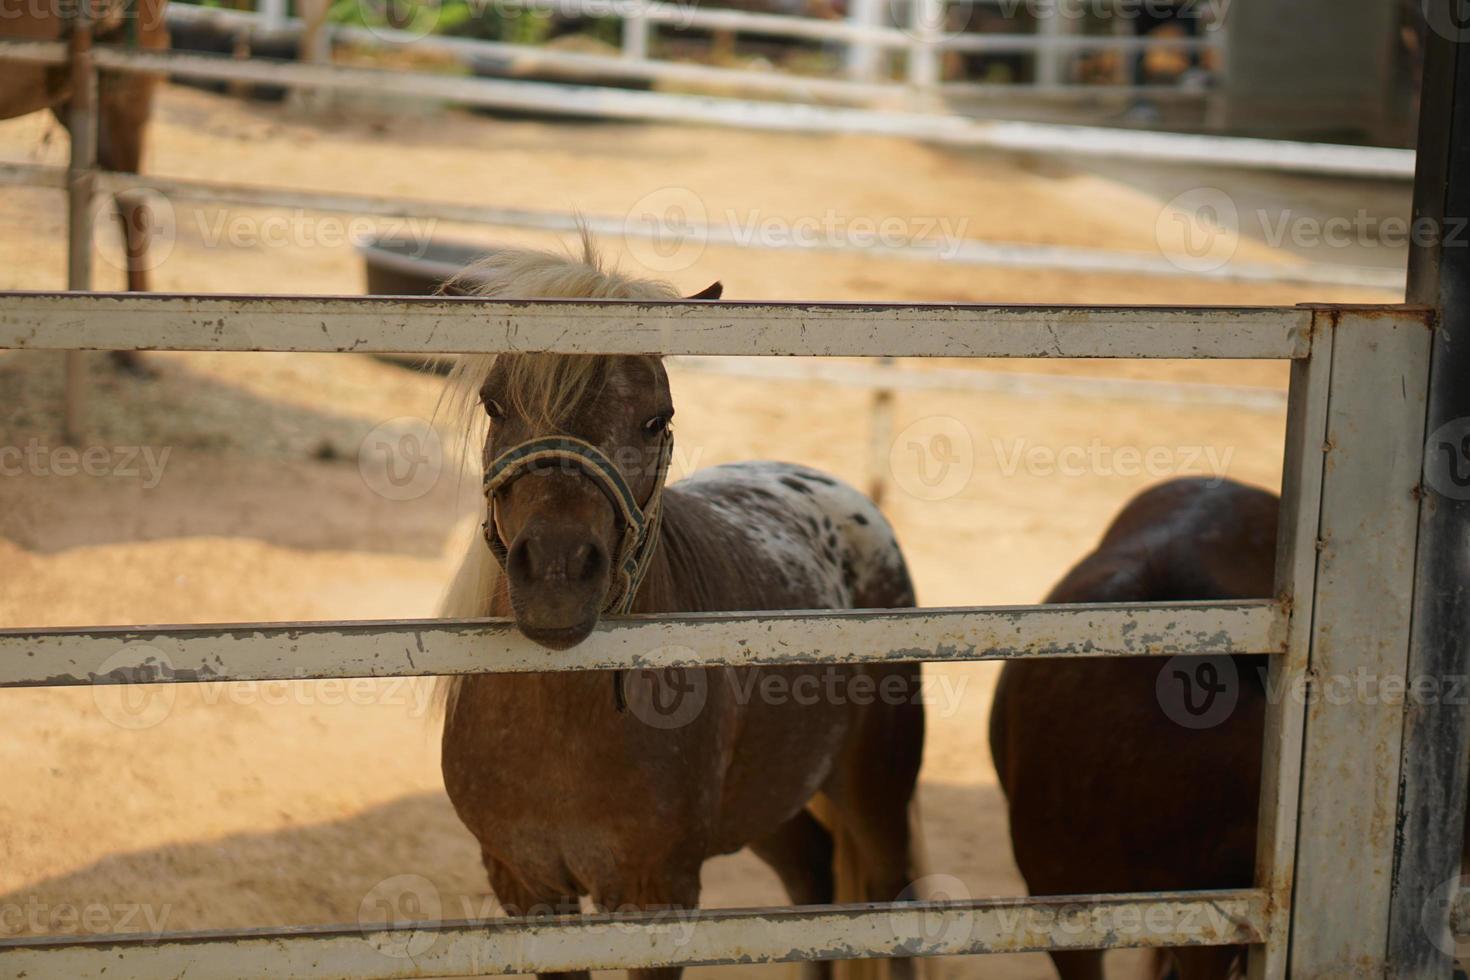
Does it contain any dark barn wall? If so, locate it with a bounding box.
[1222,0,1411,144]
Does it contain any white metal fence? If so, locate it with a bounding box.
[1,10,1468,980]
[185,0,1224,105]
[0,291,1457,980]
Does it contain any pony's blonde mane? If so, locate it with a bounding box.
[435,231,681,717]
[443,230,680,434]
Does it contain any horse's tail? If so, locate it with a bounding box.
[811,793,927,980]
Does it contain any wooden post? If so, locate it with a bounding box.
[63,14,98,447]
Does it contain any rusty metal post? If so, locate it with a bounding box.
[1386,8,1470,975]
[63,12,98,446]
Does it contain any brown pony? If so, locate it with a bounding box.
[2,0,168,371]
[437,238,925,980]
[990,477,1277,980]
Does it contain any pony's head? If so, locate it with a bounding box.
[446,233,719,650]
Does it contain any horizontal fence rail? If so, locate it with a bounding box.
[0,292,1319,358]
[0,889,1268,979]
[0,40,1417,177]
[0,162,1404,289]
[164,3,1230,110]
[0,601,1282,688]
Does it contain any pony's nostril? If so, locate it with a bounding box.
[507,536,536,582]
[575,541,606,583]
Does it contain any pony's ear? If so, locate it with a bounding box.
[686,281,723,301]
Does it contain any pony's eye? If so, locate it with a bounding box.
[482,395,505,420]
[643,415,670,436]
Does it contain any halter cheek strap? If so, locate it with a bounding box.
[481,431,673,617]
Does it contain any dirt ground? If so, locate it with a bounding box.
[0,84,1401,978]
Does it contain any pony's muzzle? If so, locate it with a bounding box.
[504,521,611,649]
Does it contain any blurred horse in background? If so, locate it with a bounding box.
[1,0,170,372]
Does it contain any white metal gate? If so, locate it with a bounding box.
[0,9,1468,980]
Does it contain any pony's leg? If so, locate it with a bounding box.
[596,866,701,980]
[482,856,589,980]
[748,808,835,906]
[1169,945,1243,980]
[1046,949,1106,980]
[748,811,835,980]
[96,65,161,374]
[820,665,925,980]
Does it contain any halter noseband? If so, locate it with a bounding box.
[481,431,673,617]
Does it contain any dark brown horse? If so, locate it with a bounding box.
[990,477,1277,980]
[437,238,925,980]
[2,0,168,371]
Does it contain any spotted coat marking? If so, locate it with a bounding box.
[672,461,912,608]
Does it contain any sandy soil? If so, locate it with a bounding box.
[0,84,1399,978]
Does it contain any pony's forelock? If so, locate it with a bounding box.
[441,230,679,434]
[432,232,681,721]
